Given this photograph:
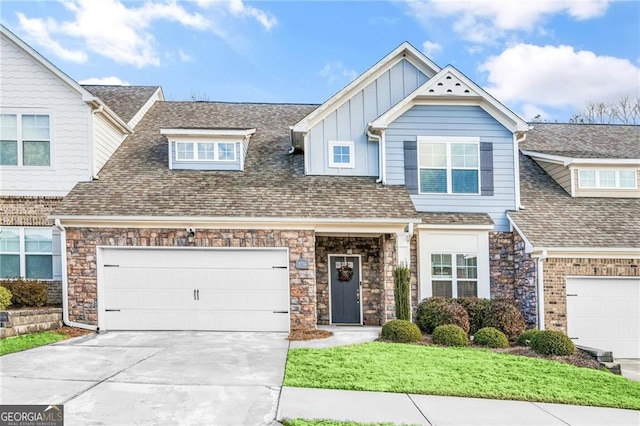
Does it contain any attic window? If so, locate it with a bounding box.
[328,141,355,168]
[578,169,637,189]
[176,141,236,162]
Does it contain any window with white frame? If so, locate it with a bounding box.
[328,141,355,168]
[0,227,53,280]
[418,137,479,194]
[174,141,236,162]
[578,169,637,189]
[0,114,51,166]
[431,253,478,298]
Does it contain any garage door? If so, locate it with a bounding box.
[566,277,640,358]
[100,248,290,332]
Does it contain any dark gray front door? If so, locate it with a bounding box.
[330,256,361,324]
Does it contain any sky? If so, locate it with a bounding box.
[1,0,639,122]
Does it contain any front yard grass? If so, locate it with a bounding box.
[284,342,640,410]
[282,420,398,426]
[0,331,66,356]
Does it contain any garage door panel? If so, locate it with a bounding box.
[101,248,290,332]
[566,277,640,358]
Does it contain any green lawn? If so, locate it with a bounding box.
[0,331,66,356]
[282,420,399,426]
[284,342,640,410]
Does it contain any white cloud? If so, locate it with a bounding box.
[78,76,130,85]
[16,13,87,63]
[319,61,357,84]
[422,40,442,57]
[521,103,549,122]
[177,49,191,62]
[195,0,277,30]
[479,44,640,113]
[406,0,611,43]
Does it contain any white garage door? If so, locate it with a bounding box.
[100,247,290,332]
[566,277,640,358]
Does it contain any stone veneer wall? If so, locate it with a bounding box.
[513,231,537,326]
[489,232,515,299]
[65,228,317,329]
[315,236,384,325]
[543,257,639,332]
[1,196,63,305]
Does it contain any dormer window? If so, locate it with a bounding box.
[578,169,637,189]
[328,141,355,168]
[161,128,255,171]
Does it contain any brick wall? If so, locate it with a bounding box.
[0,196,63,226]
[65,228,317,329]
[543,257,639,331]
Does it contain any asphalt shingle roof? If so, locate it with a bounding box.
[54,101,419,220]
[82,85,160,124]
[419,212,494,226]
[508,154,640,249]
[522,123,640,159]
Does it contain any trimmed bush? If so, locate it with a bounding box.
[1,278,47,307]
[381,319,423,343]
[516,329,542,347]
[456,297,491,334]
[393,266,411,321]
[415,297,470,334]
[473,327,509,348]
[432,324,469,347]
[530,330,575,356]
[482,299,526,341]
[0,286,12,310]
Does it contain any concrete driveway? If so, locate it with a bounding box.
[0,331,289,425]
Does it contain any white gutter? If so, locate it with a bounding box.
[381,130,387,184]
[54,219,98,332]
[533,250,548,330]
[367,130,383,183]
[51,215,421,224]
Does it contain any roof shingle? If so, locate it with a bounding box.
[82,85,160,123]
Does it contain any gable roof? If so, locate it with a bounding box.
[521,123,640,160]
[292,42,440,133]
[508,154,640,250]
[370,65,529,133]
[52,101,419,222]
[82,85,162,124]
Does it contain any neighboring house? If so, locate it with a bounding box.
[51,42,533,334]
[0,25,162,305]
[509,123,640,358]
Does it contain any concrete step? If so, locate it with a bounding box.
[576,345,614,363]
[601,362,621,375]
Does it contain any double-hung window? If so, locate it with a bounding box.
[431,253,478,298]
[578,169,637,189]
[0,227,53,280]
[175,141,236,161]
[0,113,51,166]
[418,137,479,194]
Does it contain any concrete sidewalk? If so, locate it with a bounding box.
[277,386,640,425]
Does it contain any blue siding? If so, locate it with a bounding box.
[171,141,242,171]
[386,105,516,231]
[307,59,427,176]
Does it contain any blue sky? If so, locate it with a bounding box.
[2,0,639,122]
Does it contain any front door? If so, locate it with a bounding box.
[330,255,361,324]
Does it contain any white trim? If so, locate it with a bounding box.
[0,226,54,280]
[161,128,256,137]
[173,140,237,162]
[416,223,494,231]
[53,215,421,225]
[417,136,481,195]
[569,165,576,197]
[328,254,363,325]
[514,132,526,210]
[521,150,640,166]
[577,168,637,190]
[293,42,440,133]
[369,66,529,132]
[328,140,355,168]
[0,112,53,168]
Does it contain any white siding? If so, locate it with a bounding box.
[0,33,91,196]
[535,160,571,194]
[93,113,126,176]
[127,87,162,129]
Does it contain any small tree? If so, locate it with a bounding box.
[393,265,411,321]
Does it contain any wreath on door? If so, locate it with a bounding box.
[337,258,354,282]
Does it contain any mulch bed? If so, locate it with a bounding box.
[287,328,334,341]
[53,326,95,339]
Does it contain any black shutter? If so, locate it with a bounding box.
[480,142,494,196]
[404,140,418,194]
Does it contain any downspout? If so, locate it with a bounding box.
[535,250,548,330]
[54,219,98,331]
[367,130,383,183]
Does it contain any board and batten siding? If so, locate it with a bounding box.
[386,105,516,231]
[93,113,127,176]
[307,59,428,176]
[0,33,91,196]
[170,141,243,171]
[534,159,571,195]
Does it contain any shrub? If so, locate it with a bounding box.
[473,327,509,348]
[381,319,422,343]
[516,329,542,347]
[530,330,575,356]
[393,266,411,321]
[0,286,12,310]
[456,297,491,334]
[415,297,470,334]
[1,278,47,307]
[432,324,469,347]
[482,299,526,341]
